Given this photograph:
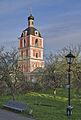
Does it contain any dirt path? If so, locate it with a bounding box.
[0,109,35,120]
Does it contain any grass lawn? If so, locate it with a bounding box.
[0,88,81,120]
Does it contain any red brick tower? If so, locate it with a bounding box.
[18,11,44,81]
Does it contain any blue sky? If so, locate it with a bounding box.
[0,0,81,53]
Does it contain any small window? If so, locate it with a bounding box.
[24,39,25,47]
[35,39,38,47]
[36,53,38,58]
[35,31,38,36]
[25,31,27,36]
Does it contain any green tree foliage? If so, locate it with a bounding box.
[71,45,81,94]
[36,45,81,95]
[35,52,63,91]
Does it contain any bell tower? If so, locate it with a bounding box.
[18,10,44,81]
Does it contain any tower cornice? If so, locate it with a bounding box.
[18,34,43,40]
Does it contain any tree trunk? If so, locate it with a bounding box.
[11,88,16,101]
[54,88,56,98]
[12,92,16,101]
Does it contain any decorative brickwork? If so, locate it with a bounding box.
[18,12,44,81]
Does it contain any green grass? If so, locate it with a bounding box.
[0,88,81,120]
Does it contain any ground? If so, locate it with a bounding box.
[0,109,35,120]
[0,88,81,120]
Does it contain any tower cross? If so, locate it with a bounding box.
[30,7,32,15]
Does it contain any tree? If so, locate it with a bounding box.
[0,47,25,100]
[71,45,81,94]
[35,45,81,95]
[35,52,63,96]
[54,45,81,94]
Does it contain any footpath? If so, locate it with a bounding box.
[0,109,35,120]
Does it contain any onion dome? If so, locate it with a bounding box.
[21,27,41,37]
[28,14,34,20]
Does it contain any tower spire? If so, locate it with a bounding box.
[30,7,32,15]
[28,7,34,27]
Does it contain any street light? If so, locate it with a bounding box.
[65,51,75,116]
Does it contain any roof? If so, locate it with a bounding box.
[21,27,41,37]
[30,67,45,75]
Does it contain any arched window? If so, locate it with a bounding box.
[36,53,38,58]
[24,39,25,47]
[35,39,38,47]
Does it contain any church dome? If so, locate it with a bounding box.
[21,27,41,37]
[28,15,34,20]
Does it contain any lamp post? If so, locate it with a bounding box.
[65,51,75,116]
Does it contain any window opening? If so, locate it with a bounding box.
[35,39,38,47]
[24,39,25,47]
[36,53,38,58]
